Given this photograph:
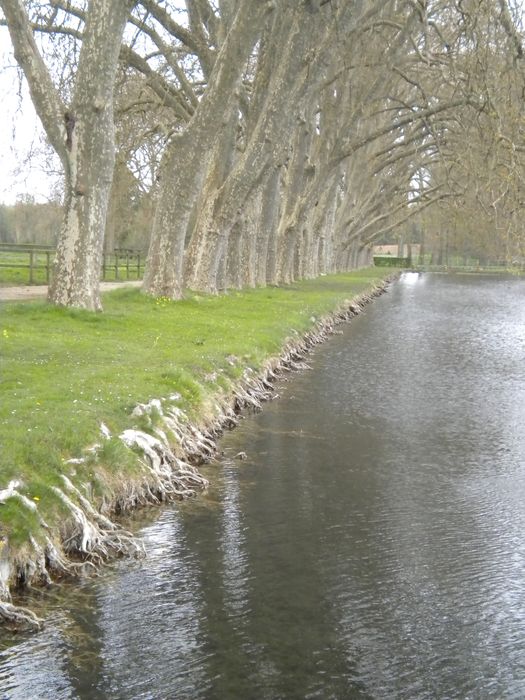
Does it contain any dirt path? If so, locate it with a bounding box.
[0,280,143,302]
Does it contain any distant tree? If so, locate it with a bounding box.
[0,197,61,244]
[106,156,152,251]
[418,0,525,266]
[0,205,10,243]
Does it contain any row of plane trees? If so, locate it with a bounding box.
[1,0,524,309]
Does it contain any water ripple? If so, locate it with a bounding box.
[2,274,525,699]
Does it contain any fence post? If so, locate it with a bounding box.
[126,250,130,279]
[137,252,141,279]
[29,250,34,284]
[115,251,119,280]
[46,251,50,284]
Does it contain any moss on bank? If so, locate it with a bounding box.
[0,269,397,627]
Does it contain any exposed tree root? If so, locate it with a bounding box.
[0,601,44,632]
[53,478,143,564]
[120,427,209,500]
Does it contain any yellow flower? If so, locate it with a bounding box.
[33,496,40,501]
[2,329,8,339]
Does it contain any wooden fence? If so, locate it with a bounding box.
[101,249,145,282]
[0,244,145,285]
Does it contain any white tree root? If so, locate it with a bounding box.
[119,427,209,501]
[52,483,143,564]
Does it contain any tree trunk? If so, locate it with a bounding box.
[181,102,241,294]
[224,219,243,290]
[277,220,301,285]
[317,182,338,274]
[48,0,130,311]
[239,188,263,289]
[1,0,133,310]
[141,132,209,298]
[256,168,281,286]
[50,75,125,310]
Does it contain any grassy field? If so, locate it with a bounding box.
[0,251,144,286]
[0,252,52,286]
[0,269,392,551]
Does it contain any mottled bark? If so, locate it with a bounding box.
[224,218,243,290]
[142,131,209,299]
[272,115,315,284]
[317,192,337,275]
[309,181,338,275]
[256,168,281,286]
[0,0,68,160]
[181,100,239,293]
[239,187,263,289]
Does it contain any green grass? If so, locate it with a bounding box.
[0,252,52,286]
[0,269,392,549]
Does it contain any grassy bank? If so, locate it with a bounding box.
[0,269,394,617]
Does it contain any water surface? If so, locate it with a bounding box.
[2,273,525,699]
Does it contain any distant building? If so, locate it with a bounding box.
[372,244,420,258]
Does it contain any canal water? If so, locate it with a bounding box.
[1,272,525,699]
